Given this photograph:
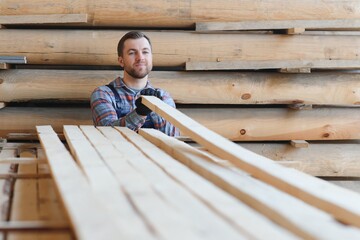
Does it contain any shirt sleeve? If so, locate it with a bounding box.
[90,87,146,129]
[150,90,180,137]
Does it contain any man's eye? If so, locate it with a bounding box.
[143,51,149,54]
[128,52,135,55]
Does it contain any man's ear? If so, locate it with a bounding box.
[118,56,124,67]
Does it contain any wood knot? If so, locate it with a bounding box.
[322,133,330,138]
[240,129,246,135]
[241,93,251,100]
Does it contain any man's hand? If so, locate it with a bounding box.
[135,88,163,116]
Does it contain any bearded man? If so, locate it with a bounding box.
[90,31,179,136]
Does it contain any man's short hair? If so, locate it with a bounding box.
[117,31,152,57]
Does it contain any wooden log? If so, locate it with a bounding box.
[141,95,360,227]
[2,1,360,28]
[0,14,88,25]
[2,70,360,106]
[2,107,360,141]
[2,30,360,66]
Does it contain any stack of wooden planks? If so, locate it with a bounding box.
[2,97,360,239]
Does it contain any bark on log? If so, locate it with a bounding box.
[1,107,359,141]
[2,70,360,106]
[1,1,360,28]
[1,30,360,66]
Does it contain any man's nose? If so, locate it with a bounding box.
[136,52,144,61]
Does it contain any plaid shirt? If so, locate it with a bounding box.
[90,76,179,136]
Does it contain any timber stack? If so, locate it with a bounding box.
[1,0,360,239]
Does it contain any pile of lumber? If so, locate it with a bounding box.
[2,99,360,239]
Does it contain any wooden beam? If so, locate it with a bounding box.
[139,128,360,239]
[3,70,360,106]
[0,157,45,164]
[2,107,360,141]
[2,30,360,66]
[84,126,247,240]
[36,125,124,240]
[141,95,360,227]
[117,127,297,239]
[238,142,360,177]
[0,63,9,70]
[196,19,360,32]
[186,60,360,71]
[63,125,157,239]
[0,14,88,25]
[290,140,309,148]
[0,221,69,232]
[2,1,360,28]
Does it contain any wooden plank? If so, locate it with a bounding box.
[36,125,124,240]
[2,70,360,106]
[0,157,45,164]
[196,19,360,31]
[82,125,247,240]
[117,127,297,240]
[0,173,50,179]
[2,30,360,66]
[2,1,360,28]
[141,95,360,227]
[8,149,40,240]
[139,128,360,239]
[0,14,88,24]
[290,140,309,148]
[186,60,360,71]
[62,125,157,240]
[0,221,69,232]
[3,107,360,141]
[0,63,9,70]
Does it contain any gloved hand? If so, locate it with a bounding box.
[135,88,163,116]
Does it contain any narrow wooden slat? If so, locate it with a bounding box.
[117,127,297,240]
[0,157,45,164]
[0,221,69,232]
[141,95,360,227]
[139,128,360,239]
[36,125,122,240]
[290,140,309,148]
[186,60,360,71]
[195,19,360,31]
[0,14,88,24]
[83,125,247,240]
[63,125,157,240]
[8,149,39,240]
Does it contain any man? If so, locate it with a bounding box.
[90,31,179,136]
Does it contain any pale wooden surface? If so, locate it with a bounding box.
[36,126,123,240]
[0,14,88,24]
[2,70,360,106]
[2,107,360,141]
[139,128,360,239]
[82,125,247,240]
[117,127,296,240]
[2,30,360,66]
[186,60,360,71]
[141,95,360,227]
[2,1,360,27]
[196,19,360,31]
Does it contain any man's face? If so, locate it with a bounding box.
[118,37,153,79]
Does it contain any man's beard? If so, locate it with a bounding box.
[124,64,152,79]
